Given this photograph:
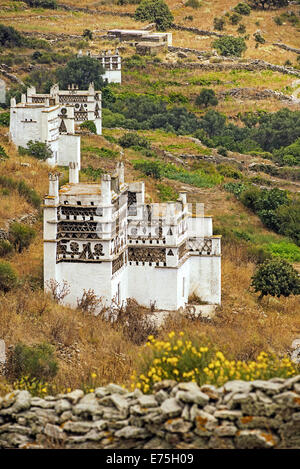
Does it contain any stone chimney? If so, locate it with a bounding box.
[21,93,26,104]
[48,173,59,197]
[10,97,16,107]
[69,162,79,184]
[101,174,111,204]
[117,161,124,185]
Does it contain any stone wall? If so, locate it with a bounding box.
[1,377,300,449]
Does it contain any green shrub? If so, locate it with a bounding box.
[9,223,36,253]
[195,88,218,108]
[118,132,151,149]
[251,258,300,299]
[134,160,163,179]
[0,24,22,47]
[157,183,178,201]
[134,0,174,31]
[81,166,103,182]
[274,16,283,25]
[212,36,247,57]
[229,13,242,24]
[82,29,93,40]
[8,342,58,382]
[19,140,53,161]
[254,32,265,44]
[0,261,18,292]
[0,145,8,160]
[0,240,13,257]
[185,0,200,8]
[234,2,251,15]
[213,17,226,31]
[0,175,41,210]
[79,120,97,134]
[22,0,57,7]
[237,23,246,34]
[267,241,300,263]
[0,113,9,127]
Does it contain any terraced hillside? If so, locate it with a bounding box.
[0,0,299,395]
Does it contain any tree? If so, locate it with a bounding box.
[212,35,247,57]
[195,88,218,108]
[199,110,226,137]
[0,262,18,292]
[251,258,300,300]
[56,57,105,90]
[9,223,36,253]
[134,0,174,31]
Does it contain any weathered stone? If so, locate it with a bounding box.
[235,429,278,449]
[161,398,182,418]
[215,409,243,420]
[95,387,110,398]
[251,380,284,395]
[176,389,209,406]
[62,421,96,434]
[138,395,158,408]
[215,423,237,437]
[164,418,192,433]
[153,380,177,392]
[106,383,128,395]
[31,398,55,409]
[55,399,72,414]
[182,405,190,421]
[155,389,168,404]
[192,409,218,432]
[274,391,300,408]
[73,394,102,416]
[65,390,84,404]
[1,391,31,416]
[208,435,235,449]
[44,423,66,441]
[223,381,252,394]
[115,425,150,439]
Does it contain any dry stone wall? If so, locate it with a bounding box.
[1,377,300,449]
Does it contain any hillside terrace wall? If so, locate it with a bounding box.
[0,376,300,449]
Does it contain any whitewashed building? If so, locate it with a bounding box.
[78,49,122,84]
[44,164,221,311]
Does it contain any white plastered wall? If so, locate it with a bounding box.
[189,255,221,305]
[57,134,81,169]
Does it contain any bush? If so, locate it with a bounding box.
[118,132,151,149]
[0,24,22,47]
[237,23,246,34]
[267,241,300,263]
[0,240,13,257]
[234,2,251,15]
[9,223,36,253]
[212,36,247,57]
[229,13,242,24]
[0,145,8,160]
[83,29,93,40]
[157,183,178,201]
[185,0,200,8]
[132,332,298,392]
[213,17,226,31]
[0,176,41,210]
[134,0,174,31]
[254,31,265,44]
[79,120,97,134]
[21,0,58,7]
[134,160,163,179]
[0,261,18,292]
[251,258,300,299]
[195,88,218,108]
[8,343,58,382]
[19,140,53,161]
[0,113,9,127]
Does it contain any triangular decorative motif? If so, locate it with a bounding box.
[167,249,174,256]
[59,119,67,133]
[167,228,173,236]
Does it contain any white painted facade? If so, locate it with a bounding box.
[43,165,221,311]
[78,49,122,84]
